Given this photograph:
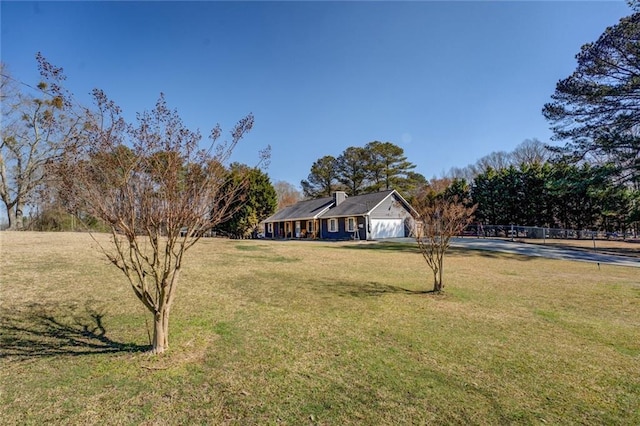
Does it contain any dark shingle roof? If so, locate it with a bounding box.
[264,190,414,223]
[319,190,395,218]
[263,197,333,222]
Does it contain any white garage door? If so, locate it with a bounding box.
[370,219,405,239]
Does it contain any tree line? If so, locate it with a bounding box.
[2,57,286,238]
[462,162,637,232]
[29,156,283,239]
[442,139,638,233]
[0,58,280,238]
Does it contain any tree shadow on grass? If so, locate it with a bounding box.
[312,279,432,298]
[0,303,149,360]
[339,242,423,254]
[339,242,535,261]
[448,246,535,261]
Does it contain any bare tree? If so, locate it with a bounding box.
[60,90,258,354]
[476,151,512,174]
[447,138,552,182]
[446,165,477,182]
[412,179,476,293]
[511,138,550,166]
[274,180,302,209]
[0,55,84,230]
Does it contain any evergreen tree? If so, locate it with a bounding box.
[471,167,502,225]
[301,155,338,198]
[546,163,604,230]
[543,10,640,184]
[365,141,416,191]
[302,141,418,198]
[519,162,553,227]
[397,171,428,203]
[335,146,369,196]
[217,163,277,238]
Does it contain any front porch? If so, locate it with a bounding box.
[265,219,321,239]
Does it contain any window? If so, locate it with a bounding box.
[267,223,273,234]
[328,218,338,232]
[346,217,356,232]
[307,221,314,232]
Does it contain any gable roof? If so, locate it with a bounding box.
[263,196,333,222]
[264,189,416,223]
[370,189,418,217]
[319,189,396,218]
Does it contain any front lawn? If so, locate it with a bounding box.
[1,232,638,424]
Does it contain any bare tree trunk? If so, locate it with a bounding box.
[64,90,255,355]
[152,308,170,354]
[6,206,18,230]
[433,256,444,292]
[5,205,12,229]
[15,203,24,230]
[433,272,443,292]
[438,256,444,292]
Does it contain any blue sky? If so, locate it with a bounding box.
[1,1,631,187]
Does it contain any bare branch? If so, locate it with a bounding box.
[412,179,476,292]
[56,90,258,354]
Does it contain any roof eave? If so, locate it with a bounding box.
[368,190,417,216]
[263,203,334,223]
[321,213,368,219]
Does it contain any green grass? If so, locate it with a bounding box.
[1,232,639,425]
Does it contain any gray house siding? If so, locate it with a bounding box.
[369,194,412,219]
[368,193,414,238]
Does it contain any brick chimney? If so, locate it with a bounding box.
[333,191,347,206]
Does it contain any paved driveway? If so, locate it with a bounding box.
[389,237,640,268]
[451,238,640,268]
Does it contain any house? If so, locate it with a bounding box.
[262,196,333,239]
[263,189,416,240]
